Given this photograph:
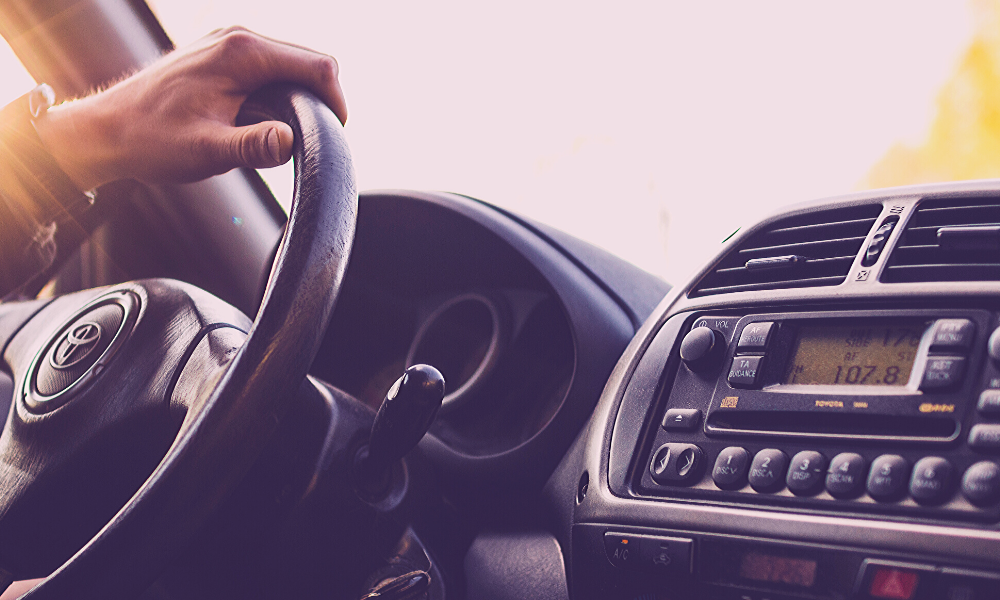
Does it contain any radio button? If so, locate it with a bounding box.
[919,356,966,390]
[662,408,702,431]
[910,456,954,504]
[737,321,774,351]
[826,453,866,498]
[968,424,1000,450]
[962,461,1000,506]
[786,451,827,496]
[712,447,750,489]
[989,327,1000,362]
[929,319,976,352]
[650,443,703,485]
[748,449,788,493]
[867,455,911,501]
[728,355,763,388]
[979,390,1000,415]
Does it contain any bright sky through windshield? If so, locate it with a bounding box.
[0,2,978,285]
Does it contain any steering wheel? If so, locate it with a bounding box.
[0,85,356,599]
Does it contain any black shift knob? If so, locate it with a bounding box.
[360,364,445,492]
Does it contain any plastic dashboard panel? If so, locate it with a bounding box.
[571,181,1000,600]
[316,190,662,496]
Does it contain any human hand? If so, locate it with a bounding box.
[33,26,348,191]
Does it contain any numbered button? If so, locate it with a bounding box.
[962,461,1000,506]
[748,449,789,493]
[826,453,866,498]
[786,451,828,496]
[910,456,954,505]
[867,455,911,501]
[713,447,750,489]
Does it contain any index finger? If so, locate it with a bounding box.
[214,29,349,125]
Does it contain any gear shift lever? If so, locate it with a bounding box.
[356,364,445,497]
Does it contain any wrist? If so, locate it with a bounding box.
[34,93,119,191]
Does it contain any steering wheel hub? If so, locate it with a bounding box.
[26,290,139,413]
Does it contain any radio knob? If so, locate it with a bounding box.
[680,327,723,371]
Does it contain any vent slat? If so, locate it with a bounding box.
[883,264,1000,283]
[767,218,881,236]
[737,237,868,258]
[714,255,857,275]
[883,197,1000,283]
[690,204,881,297]
[695,276,846,296]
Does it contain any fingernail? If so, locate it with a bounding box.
[266,127,281,164]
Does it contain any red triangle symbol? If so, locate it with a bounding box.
[870,568,918,599]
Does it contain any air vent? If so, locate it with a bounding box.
[690,204,881,297]
[883,197,1000,283]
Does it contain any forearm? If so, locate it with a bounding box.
[0,88,95,297]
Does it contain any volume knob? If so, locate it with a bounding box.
[680,327,722,370]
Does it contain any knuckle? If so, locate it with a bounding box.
[316,55,340,81]
[219,25,250,36]
[235,130,253,165]
[217,29,259,58]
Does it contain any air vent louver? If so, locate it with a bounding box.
[883,197,1000,283]
[690,205,881,297]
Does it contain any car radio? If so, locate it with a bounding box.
[628,308,1000,521]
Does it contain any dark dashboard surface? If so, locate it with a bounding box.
[9,167,1000,600]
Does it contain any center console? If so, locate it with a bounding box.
[638,309,1000,522]
[572,187,1000,600]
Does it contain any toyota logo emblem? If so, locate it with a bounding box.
[49,322,103,369]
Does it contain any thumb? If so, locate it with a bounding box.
[221,121,294,169]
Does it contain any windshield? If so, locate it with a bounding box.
[3,2,991,285]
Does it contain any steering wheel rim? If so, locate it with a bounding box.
[11,84,357,599]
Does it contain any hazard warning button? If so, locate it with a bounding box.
[871,568,919,599]
[857,560,934,600]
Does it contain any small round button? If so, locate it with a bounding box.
[910,456,954,505]
[680,327,721,370]
[826,453,866,498]
[748,449,789,493]
[989,327,1000,362]
[786,451,828,496]
[962,461,1000,506]
[867,455,911,501]
[713,447,750,489]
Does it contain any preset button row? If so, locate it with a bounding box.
[705,447,1000,506]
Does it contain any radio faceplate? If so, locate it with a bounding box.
[629,307,1000,523]
[705,310,990,443]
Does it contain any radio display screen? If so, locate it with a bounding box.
[784,322,929,386]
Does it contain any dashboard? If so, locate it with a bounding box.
[6,3,1000,599]
[567,182,1000,600]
